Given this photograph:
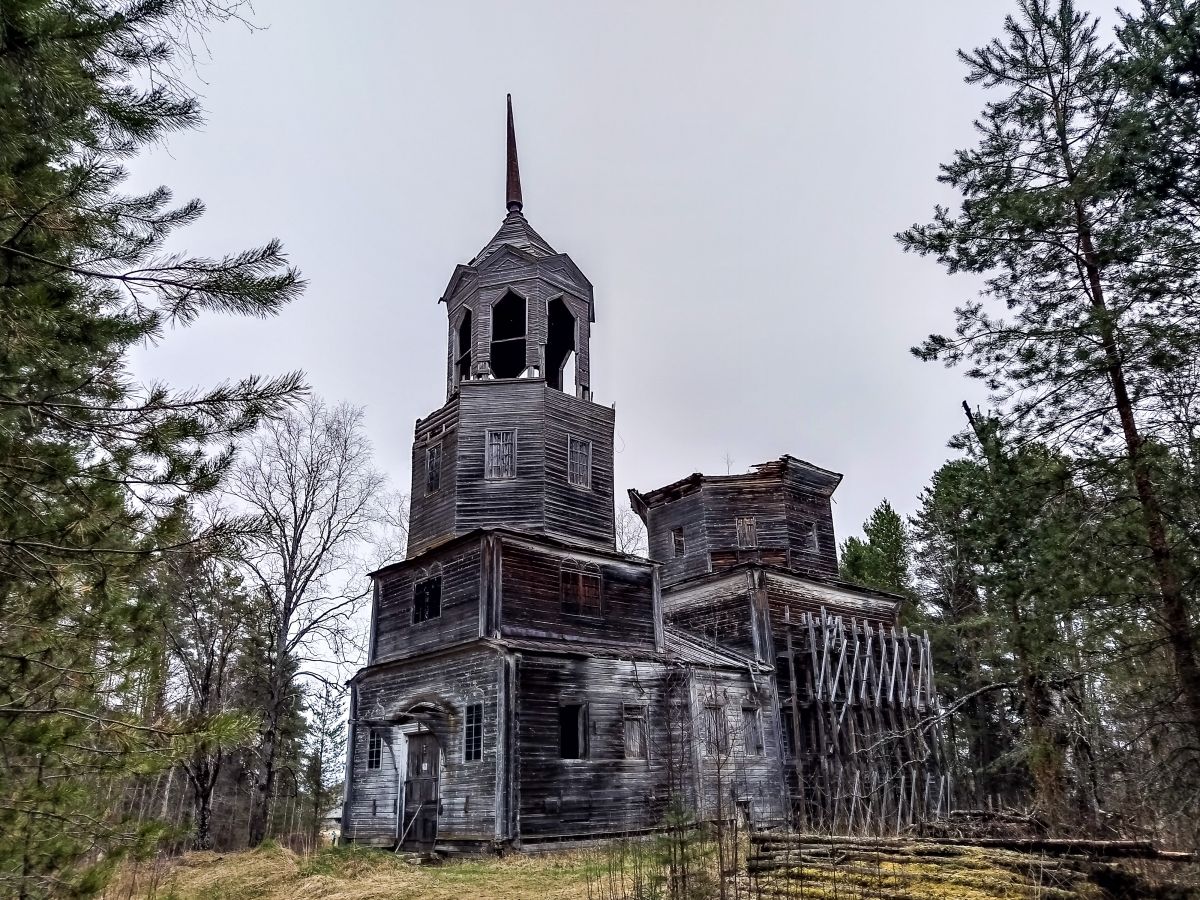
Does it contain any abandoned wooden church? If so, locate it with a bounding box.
[341,99,946,852]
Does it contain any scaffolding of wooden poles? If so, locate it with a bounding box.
[778,605,950,834]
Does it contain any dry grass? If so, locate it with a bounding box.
[107,842,600,900]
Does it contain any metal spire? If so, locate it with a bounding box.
[506,94,523,213]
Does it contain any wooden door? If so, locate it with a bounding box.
[401,733,439,852]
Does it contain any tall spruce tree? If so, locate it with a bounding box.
[0,1,303,894]
[899,0,1200,751]
[839,500,912,596]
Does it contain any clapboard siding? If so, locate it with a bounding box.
[515,655,682,837]
[543,388,614,546]
[666,594,759,660]
[499,537,658,648]
[346,647,505,845]
[644,492,710,585]
[408,398,460,556]
[373,538,483,663]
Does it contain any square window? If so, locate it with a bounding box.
[561,565,602,617]
[671,528,685,558]
[367,729,383,770]
[568,436,592,488]
[412,575,442,624]
[559,703,588,759]
[464,702,483,762]
[426,444,442,493]
[742,707,764,756]
[486,429,516,479]
[735,516,758,549]
[623,705,647,759]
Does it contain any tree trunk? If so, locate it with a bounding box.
[248,704,281,847]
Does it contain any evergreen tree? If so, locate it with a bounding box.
[839,500,912,596]
[302,684,346,849]
[0,1,303,893]
[898,0,1200,751]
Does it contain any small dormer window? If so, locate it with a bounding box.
[736,516,758,549]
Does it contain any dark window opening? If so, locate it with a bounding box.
[623,705,647,759]
[456,310,473,383]
[413,575,442,624]
[486,429,516,479]
[559,703,588,759]
[671,527,685,558]
[367,729,383,769]
[490,291,526,378]
[464,702,483,762]
[703,706,728,756]
[736,516,758,549]
[546,297,577,391]
[561,562,602,617]
[568,436,591,488]
[743,707,764,756]
[426,444,442,493]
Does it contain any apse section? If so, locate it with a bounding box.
[490,291,526,379]
[545,297,576,392]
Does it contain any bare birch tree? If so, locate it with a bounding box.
[230,397,386,846]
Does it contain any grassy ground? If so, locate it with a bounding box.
[106,839,1198,900]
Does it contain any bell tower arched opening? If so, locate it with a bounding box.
[456,310,472,384]
[490,291,526,379]
[545,297,577,392]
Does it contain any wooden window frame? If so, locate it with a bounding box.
[561,561,603,618]
[742,707,764,756]
[702,705,729,757]
[558,701,589,760]
[412,573,442,624]
[426,443,442,494]
[804,521,819,552]
[567,435,592,489]
[463,702,484,763]
[735,516,758,549]
[671,527,685,558]
[485,428,517,480]
[623,704,648,760]
[367,728,383,770]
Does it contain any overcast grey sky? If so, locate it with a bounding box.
[128,0,1055,545]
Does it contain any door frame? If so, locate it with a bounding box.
[395,722,439,847]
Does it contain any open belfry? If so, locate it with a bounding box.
[341,99,946,852]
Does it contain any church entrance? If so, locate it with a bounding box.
[400,732,439,852]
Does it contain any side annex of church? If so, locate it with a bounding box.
[340,99,944,852]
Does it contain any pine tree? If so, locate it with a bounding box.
[0,2,303,893]
[898,0,1200,752]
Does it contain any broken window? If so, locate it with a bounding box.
[456,310,473,383]
[623,705,648,759]
[486,429,516,479]
[546,297,577,392]
[776,653,794,698]
[367,728,383,770]
[804,521,819,551]
[671,527,685,558]
[561,561,602,617]
[702,706,728,756]
[464,702,483,762]
[490,291,526,378]
[412,574,442,624]
[559,703,588,759]
[735,516,758,549]
[780,706,795,756]
[426,444,441,493]
[567,436,591,488]
[742,707,764,756]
